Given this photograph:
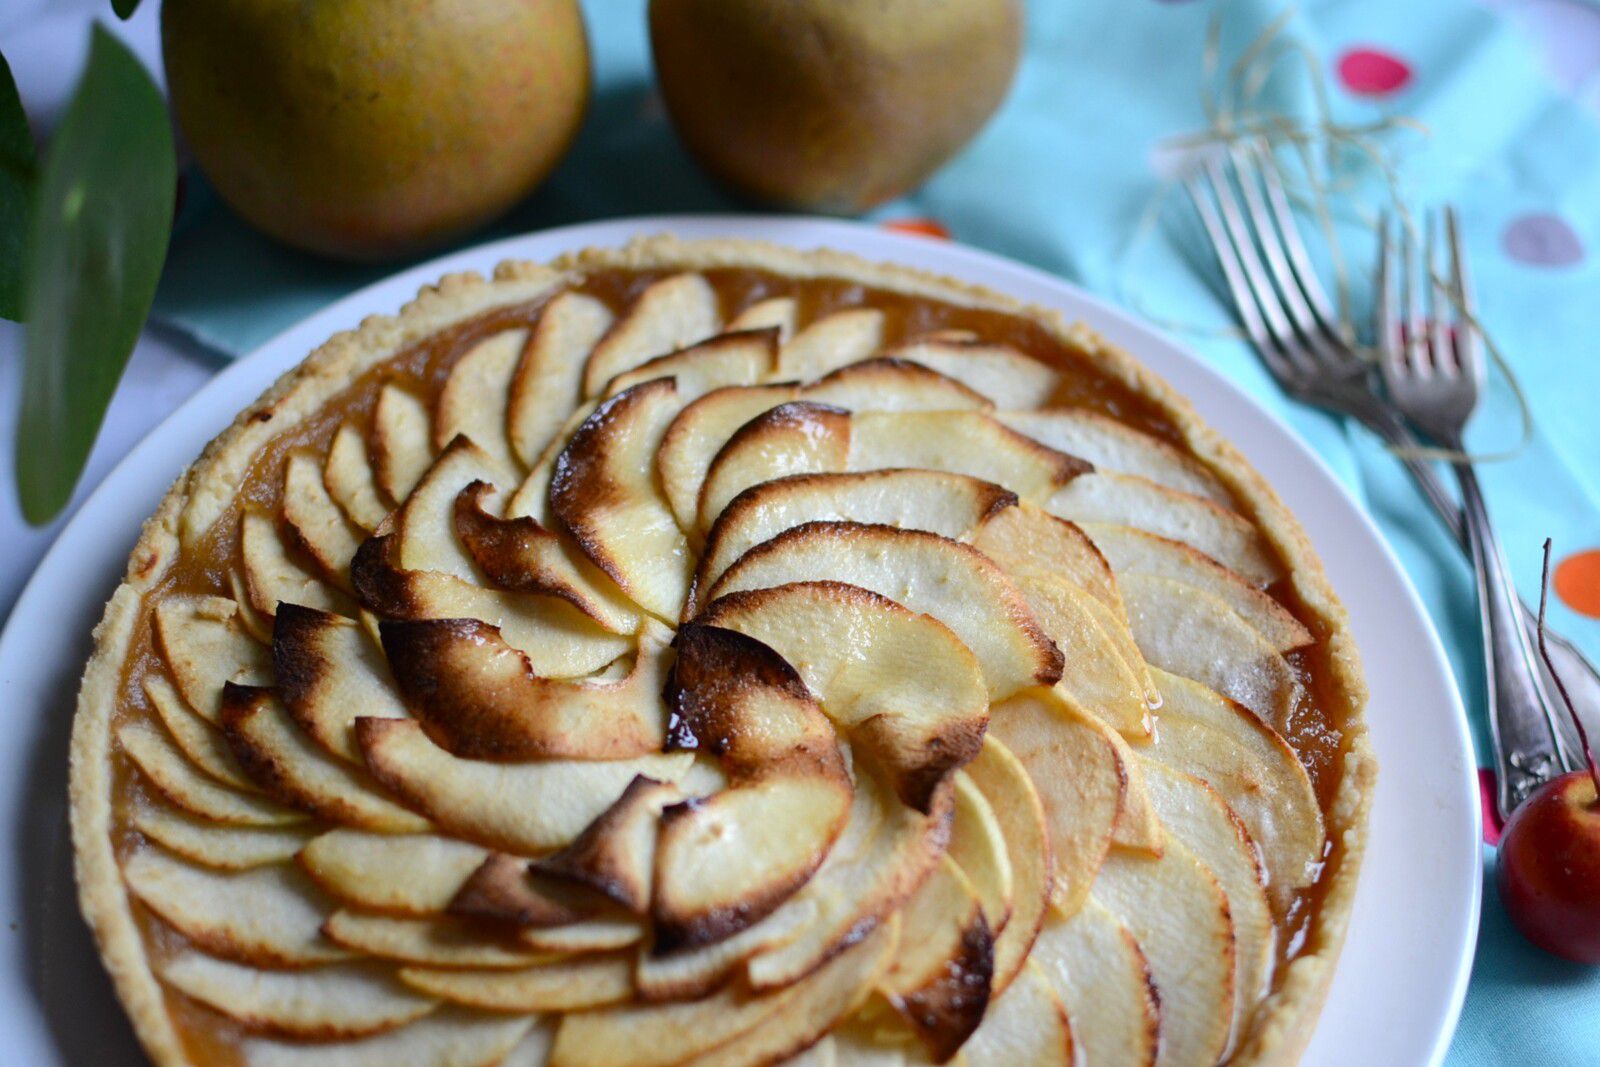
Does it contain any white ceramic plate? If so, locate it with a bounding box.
[0,216,1479,1066]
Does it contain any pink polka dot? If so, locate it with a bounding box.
[1502,213,1585,267]
[1337,47,1412,96]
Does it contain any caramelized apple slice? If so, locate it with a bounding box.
[399,953,635,1012]
[241,510,352,618]
[154,595,273,723]
[582,272,720,397]
[998,409,1233,504]
[658,383,800,533]
[1029,899,1159,1067]
[239,1008,533,1067]
[888,336,1061,408]
[297,830,487,916]
[603,327,779,398]
[880,856,994,1061]
[144,673,256,790]
[123,849,349,965]
[119,723,301,827]
[357,718,693,854]
[633,910,803,1003]
[322,910,550,969]
[158,952,437,1038]
[960,961,1075,1067]
[371,383,436,505]
[273,604,408,763]
[130,805,312,871]
[728,295,797,337]
[696,401,852,532]
[801,357,993,412]
[534,775,682,913]
[849,411,1089,500]
[324,421,389,531]
[948,772,1015,937]
[393,437,516,580]
[707,522,1061,698]
[435,328,526,468]
[959,739,1050,995]
[508,291,615,466]
[283,450,365,586]
[779,308,886,380]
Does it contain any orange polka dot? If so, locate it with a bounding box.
[1554,549,1600,618]
[881,218,951,240]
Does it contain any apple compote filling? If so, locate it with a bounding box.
[97,255,1356,1067]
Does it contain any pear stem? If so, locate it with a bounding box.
[1538,539,1600,800]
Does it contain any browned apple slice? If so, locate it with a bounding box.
[1093,841,1236,1067]
[960,961,1075,1067]
[728,295,797,337]
[887,336,1061,409]
[550,378,693,619]
[240,510,353,618]
[999,409,1234,505]
[1120,573,1302,731]
[1045,472,1280,586]
[297,830,487,916]
[603,327,779,399]
[130,805,313,870]
[324,420,390,531]
[240,1011,533,1067]
[509,291,615,467]
[154,595,273,723]
[119,722,302,827]
[283,450,365,586]
[849,411,1089,500]
[221,684,430,833]
[399,952,635,1012]
[435,328,526,468]
[448,852,609,927]
[1029,899,1159,1067]
[879,856,993,1061]
[658,383,800,533]
[1082,523,1313,652]
[948,772,1014,938]
[779,307,886,380]
[698,582,988,811]
[123,849,349,965]
[357,718,693,855]
[581,272,720,397]
[970,503,1119,612]
[273,604,407,765]
[393,437,516,579]
[696,401,852,532]
[158,952,438,1038]
[800,357,993,412]
[371,382,436,505]
[633,910,803,1003]
[706,522,1062,699]
[322,910,551,968]
[531,775,682,913]
[985,692,1123,918]
[692,470,1017,615]
[380,617,669,760]
[455,481,640,633]
[144,673,256,790]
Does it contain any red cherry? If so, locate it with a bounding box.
[1496,770,1600,964]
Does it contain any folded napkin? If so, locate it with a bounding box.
[152,2,1600,1059]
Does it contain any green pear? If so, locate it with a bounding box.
[163,0,589,261]
[649,0,1022,213]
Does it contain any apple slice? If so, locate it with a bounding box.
[1028,899,1159,1067]
[1119,573,1302,731]
[800,357,993,412]
[602,327,779,399]
[356,718,693,855]
[633,908,804,1002]
[273,604,408,764]
[393,437,517,580]
[729,295,797,338]
[551,378,693,619]
[1140,760,1275,1047]
[119,722,301,827]
[581,272,720,397]
[696,401,853,533]
[509,291,615,467]
[948,772,1014,937]
[779,308,886,380]
[435,328,526,468]
[886,336,1061,409]
[998,409,1234,505]
[130,804,313,871]
[324,420,390,531]
[970,503,1119,611]
[698,582,988,811]
[123,848,349,965]
[1092,841,1236,1067]
[283,450,365,586]
[154,595,273,723]
[1045,472,1279,586]
[379,617,669,760]
[371,382,436,505]
[447,852,608,926]
[1081,523,1313,653]
[985,692,1123,918]
[522,919,643,954]
[879,856,994,1062]
[399,952,635,1012]
[322,910,551,969]
[158,952,437,1038]
[221,685,429,833]
[239,1008,534,1067]
[534,775,682,913]
[658,383,800,533]
[240,509,352,618]
[692,470,1017,614]
[297,830,487,916]
[848,411,1089,500]
[144,673,256,791]
[960,961,1074,1067]
[350,533,631,678]
[705,522,1062,699]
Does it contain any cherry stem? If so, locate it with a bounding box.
[1538,538,1600,799]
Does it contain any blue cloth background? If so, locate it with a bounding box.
[151,1,1600,1060]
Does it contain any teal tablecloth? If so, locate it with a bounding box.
[151,1,1600,1060]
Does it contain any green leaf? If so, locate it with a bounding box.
[0,51,36,322]
[17,26,174,525]
[112,0,144,19]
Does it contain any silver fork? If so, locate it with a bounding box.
[1186,141,1591,818]
[1377,209,1573,815]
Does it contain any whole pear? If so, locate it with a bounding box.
[649,0,1022,213]
[163,0,589,261]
